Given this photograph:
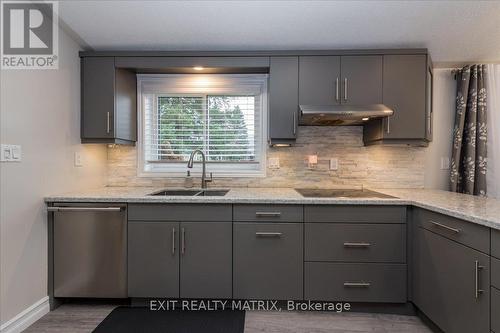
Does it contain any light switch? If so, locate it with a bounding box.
[74,152,83,167]
[329,158,339,171]
[11,145,21,161]
[1,145,12,161]
[440,157,450,170]
[268,157,280,169]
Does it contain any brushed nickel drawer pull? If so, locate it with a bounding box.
[344,78,348,101]
[181,228,186,255]
[344,242,371,248]
[255,212,281,217]
[172,228,176,255]
[106,112,110,134]
[255,232,283,237]
[475,260,484,299]
[430,220,460,234]
[335,77,339,102]
[344,282,371,288]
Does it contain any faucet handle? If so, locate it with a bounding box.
[207,172,213,183]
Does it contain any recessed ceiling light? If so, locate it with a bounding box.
[193,66,204,71]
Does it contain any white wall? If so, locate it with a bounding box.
[424,68,457,190]
[0,28,107,325]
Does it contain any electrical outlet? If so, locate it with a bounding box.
[11,145,21,161]
[329,158,339,171]
[268,157,280,169]
[74,152,83,167]
[440,157,450,170]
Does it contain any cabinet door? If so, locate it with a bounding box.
[233,223,303,300]
[299,56,341,106]
[180,222,232,299]
[340,55,382,105]
[413,227,490,333]
[81,57,115,139]
[269,57,298,142]
[382,55,427,140]
[128,222,179,298]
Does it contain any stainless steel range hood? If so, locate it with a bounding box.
[299,104,394,126]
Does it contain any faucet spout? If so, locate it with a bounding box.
[187,149,212,189]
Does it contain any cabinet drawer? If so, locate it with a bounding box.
[305,223,406,263]
[128,204,232,222]
[233,223,303,300]
[493,287,500,333]
[493,229,500,259]
[304,205,406,223]
[415,208,490,254]
[305,262,406,303]
[493,257,500,290]
[233,204,303,222]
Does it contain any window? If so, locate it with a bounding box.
[138,74,268,177]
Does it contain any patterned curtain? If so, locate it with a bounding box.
[450,65,488,196]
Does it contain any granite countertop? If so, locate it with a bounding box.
[44,187,500,230]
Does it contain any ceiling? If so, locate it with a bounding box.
[58,0,500,66]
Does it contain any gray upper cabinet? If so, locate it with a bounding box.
[299,56,341,106]
[298,55,382,107]
[413,227,490,333]
[81,57,136,144]
[364,54,432,146]
[269,56,299,144]
[340,55,383,105]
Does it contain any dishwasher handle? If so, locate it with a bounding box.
[47,207,123,212]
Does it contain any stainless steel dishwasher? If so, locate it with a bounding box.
[49,204,127,298]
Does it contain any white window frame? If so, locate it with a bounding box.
[137,74,268,178]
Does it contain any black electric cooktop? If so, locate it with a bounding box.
[295,188,397,199]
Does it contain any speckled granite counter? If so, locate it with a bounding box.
[44,187,500,230]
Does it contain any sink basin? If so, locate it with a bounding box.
[149,189,229,197]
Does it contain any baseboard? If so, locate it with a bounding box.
[0,296,50,333]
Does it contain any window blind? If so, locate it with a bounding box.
[138,74,267,176]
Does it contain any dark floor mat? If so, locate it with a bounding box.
[92,307,245,333]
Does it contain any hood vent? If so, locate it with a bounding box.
[299,104,394,126]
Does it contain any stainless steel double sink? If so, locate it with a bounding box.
[149,189,229,197]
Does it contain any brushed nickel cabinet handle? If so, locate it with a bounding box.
[172,228,176,255]
[181,227,185,255]
[344,282,371,288]
[475,260,484,299]
[335,77,339,102]
[106,112,110,134]
[255,232,283,237]
[430,220,460,234]
[255,212,281,217]
[47,207,122,212]
[386,117,390,134]
[293,110,297,136]
[344,78,348,101]
[343,242,371,248]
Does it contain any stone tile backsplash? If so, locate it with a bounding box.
[107,126,425,189]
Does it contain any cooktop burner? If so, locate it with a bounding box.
[295,189,397,199]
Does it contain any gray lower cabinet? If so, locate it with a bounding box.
[413,227,490,333]
[305,262,406,302]
[233,223,303,300]
[128,221,232,299]
[179,222,232,299]
[305,223,406,263]
[128,221,179,298]
[81,57,136,144]
[492,287,500,333]
[269,56,299,144]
